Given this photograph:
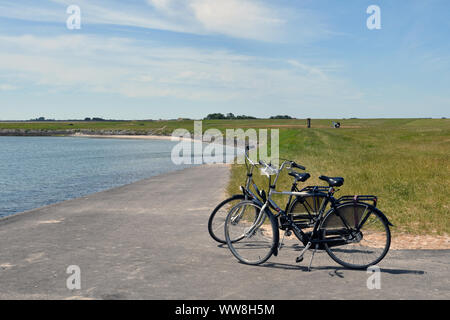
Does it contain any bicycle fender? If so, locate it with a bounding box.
[355,202,394,227]
[335,201,394,227]
[372,206,394,227]
[264,207,279,256]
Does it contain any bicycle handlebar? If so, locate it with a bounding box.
[291,162,306,171]
[259,158,308,191]
[246,146,306,171]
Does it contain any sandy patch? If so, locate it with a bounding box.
[24,252,46,263]
[37,219,64,224]
[72,133,193,142]
[390,233,450,250]
[0,263,15,270]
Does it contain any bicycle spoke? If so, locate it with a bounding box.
[323,204,390,269]
[225,201,276,265]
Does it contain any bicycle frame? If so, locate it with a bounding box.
[236,151,304,237]
[270,186,338,246]
[226,158,393,269]
[257,160,357,247]
[241,147,300,208]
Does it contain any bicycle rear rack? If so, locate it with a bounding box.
[337,195,378,207]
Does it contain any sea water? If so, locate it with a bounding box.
[0,136,197,218]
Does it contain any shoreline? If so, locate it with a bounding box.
[0,163,229,224]
[0,129,177,140]
[1,132,245,149]
[0,133,235,221]
[70,132,193,142]
[0,133,239,221]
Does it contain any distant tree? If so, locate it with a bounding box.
[204,113,226,120]
[235,115,257,119]
[30,117,50,121]
[270,115,292,119]
[92,117,105,121]
[204,113,257,120]
[84,117,91,121]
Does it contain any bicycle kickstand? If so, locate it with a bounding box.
[278,230,292,251]
[307,244,318,272]
[295,241,311,263]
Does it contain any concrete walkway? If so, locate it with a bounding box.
[0,165,448,299]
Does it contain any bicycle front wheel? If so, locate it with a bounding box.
[208,194,246,244]
[225,201,278,265]
[321,203,391,269]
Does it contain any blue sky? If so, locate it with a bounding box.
[0,0,449,120]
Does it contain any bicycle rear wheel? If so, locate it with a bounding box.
[208,194,245,244]
[225,200,278,265]
[321,203,391,269]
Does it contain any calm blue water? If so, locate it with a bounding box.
[0,136,195,218]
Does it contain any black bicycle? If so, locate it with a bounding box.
[208,147,312,244]
[224,159,392,270]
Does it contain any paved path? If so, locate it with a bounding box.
[0,165,448,299]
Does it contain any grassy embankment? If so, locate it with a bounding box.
[1,118,449,235]
[224,118,450,236]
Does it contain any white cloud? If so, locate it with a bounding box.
[287,60,327,79]
[147,0,286,41]
[0,34,362,106]
[147,0,172,10]
[192,0,285,40]
[0,0,317,42]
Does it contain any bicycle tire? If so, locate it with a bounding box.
[321,203,391,269]
[208,194,246,244]
[225,200,279,265]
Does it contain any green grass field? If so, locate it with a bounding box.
[1,118,449,234]
[224,118,450,236]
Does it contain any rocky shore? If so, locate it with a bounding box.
[0,128,166,137]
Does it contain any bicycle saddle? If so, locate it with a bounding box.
[319,175,344,187]
[289,171,311,182]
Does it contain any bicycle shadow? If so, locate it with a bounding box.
[217,244,425,276]
[217,243,305,250]
[251,262,425,277]
[378,268,425,275]
[254,262,346,273]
